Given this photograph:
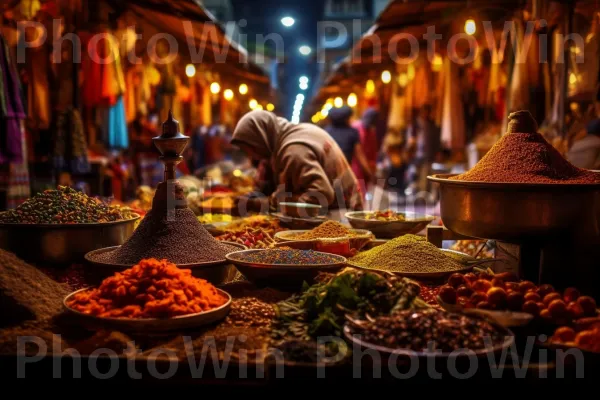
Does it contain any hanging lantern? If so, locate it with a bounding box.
[210,82,221,94]
[381,70,392,84]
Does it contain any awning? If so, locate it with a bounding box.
[103,0,269,84]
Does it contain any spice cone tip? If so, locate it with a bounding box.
[507,110,538,134]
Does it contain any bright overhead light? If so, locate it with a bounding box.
[255,104,264,110]
[281,16,295,27]
[185,64,196,78]
[432,53,443,72]
[366,79,375,94]
[381,70,392,84]
[299,82,308,90]
[210,82,221,94]
[296,94,305,101]
[320,109,329,118]
[311,115,319,123]
[347,93,357,107]
[299,76,309,84]
[266,103,275,111]
[398,73,408,88]
[324,103,333,111]
[249,99,258,109]
[334,97,343,108]
[299,45,312,56]
[223,89,234,101]
[465,19,476,35]
[239,83,248,95]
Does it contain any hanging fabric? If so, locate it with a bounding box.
[0,33,25,164]
[6,124,31,209]
[440,58,466,150]
[53,108,90,174]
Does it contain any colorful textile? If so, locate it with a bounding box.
[0,33,25,164]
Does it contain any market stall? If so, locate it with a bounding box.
[1,108,599,383]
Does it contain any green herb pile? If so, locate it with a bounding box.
[0,186,129,224]
[272,270,428,342]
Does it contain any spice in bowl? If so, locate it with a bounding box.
[363,210,406,221]
[451,111,600,184]
[348,309,508,353]
[92,208,238,265]
[350,234,465,274]
[66,258,228,319]
[229,249,341,265]
[294,220,359,240]
[0,186,130,224]
[217,228,276,249]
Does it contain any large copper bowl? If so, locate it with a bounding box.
[428,174,600,243]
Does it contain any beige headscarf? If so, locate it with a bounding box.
[232,111,363,209]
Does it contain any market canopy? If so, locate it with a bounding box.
[104,0,270,85]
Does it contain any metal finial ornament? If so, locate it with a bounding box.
[153,110,189,181]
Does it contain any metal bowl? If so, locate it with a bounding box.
[345,211,435,239]
[63,287,231,332]
[279,202,322,218]
[428,174,600,243]
[225,249,346,287]
[84,241,246,285]
[0,214,140,264]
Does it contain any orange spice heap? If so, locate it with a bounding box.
[295,220,357,240]
[67,258,227,319]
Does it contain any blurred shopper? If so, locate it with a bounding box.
[231,110,363,211]
[407,104,441,191]
[567,119,600,170]
[352,107,380,187]
[325,106,374,183]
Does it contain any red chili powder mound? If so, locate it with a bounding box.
[451,111,600,184]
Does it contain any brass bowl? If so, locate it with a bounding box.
[428,174,600,243]
[345,211,435,239]
[0,214,140,264]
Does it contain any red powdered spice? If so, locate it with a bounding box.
[452,111,600,184]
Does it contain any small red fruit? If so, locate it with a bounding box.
[563,287,580,303]
[505,282,520,293]
[447,273,467,289]
[553,327,576,342]
[507,292,525,311]
[457,296,473,308]
[577,296,597,317]
[470,292,487,305]
[539,309,552,322]
[456,285,473,298]
[478,271,494,281]
[487,287,508,308]
[519,281,536,294]
[438,285,457,305]
[491,277,505,288]
[524,292,542,303]
[537,284,555,298]
[472,280,492,293]
[548,299,567,318]
[543,292,562,306]
[463,273,478,284]
[566,302,584,320]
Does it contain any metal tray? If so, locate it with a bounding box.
[84,241,246,284]
[63,288,231,332]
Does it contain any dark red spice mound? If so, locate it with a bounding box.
[452,111,600,184]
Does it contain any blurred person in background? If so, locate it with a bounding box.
[352,107,380,195]
[567,119,600,170]
[231,110,363,212]
[407,104,441,192]
[325,106,374,184]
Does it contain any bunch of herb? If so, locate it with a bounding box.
[272,270,428,342]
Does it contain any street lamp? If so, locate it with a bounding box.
[281,16,295,27]
[299,45,312,56]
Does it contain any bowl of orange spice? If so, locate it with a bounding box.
[64,258,231,331]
